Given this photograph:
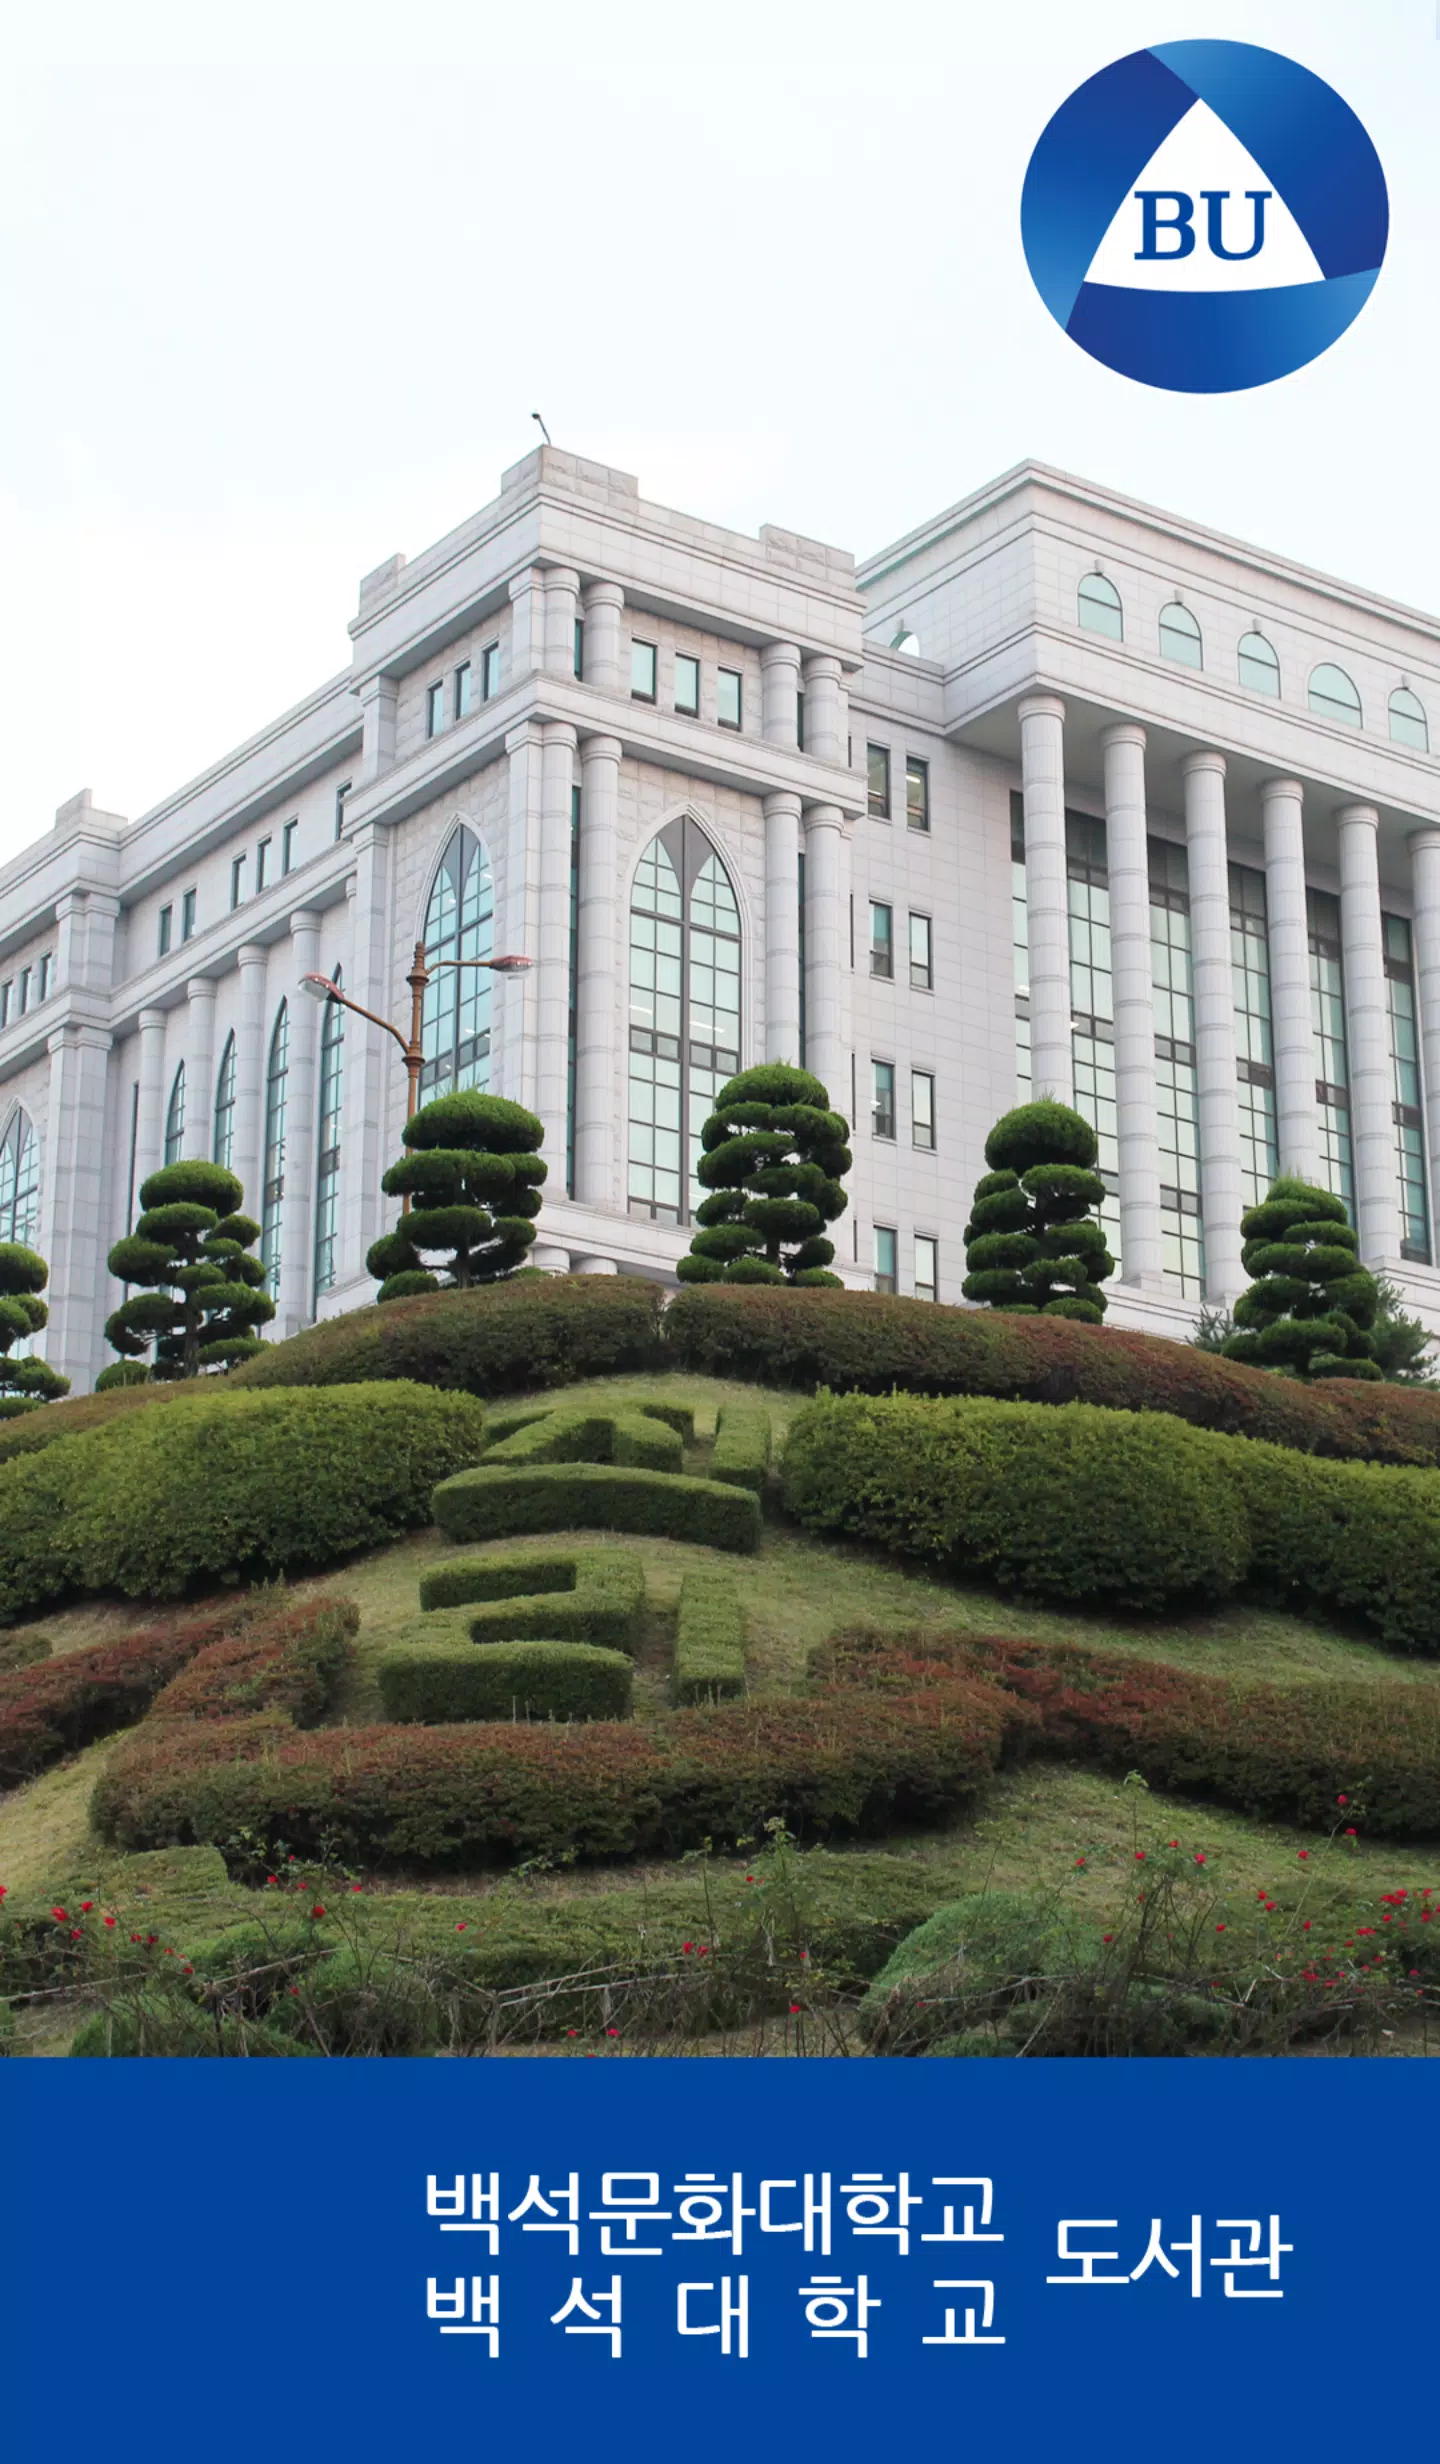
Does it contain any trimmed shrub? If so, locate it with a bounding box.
[0,1383,488,1619]
[482,1401,685,1474]
[858,1890,1103,2052]
[105,1161,273,1375]
[1225,1176,1382,1382]
[378,1637,634,1724]
[783,1391,1249,1613]
[710,1401,772,1494]
[672,1567,746,1703]
[147,1598,358,1727]
[0,1600,269,1786]
[0,1379,198,1467]
[418,1547,645,1652]
[69,2000,317,2057]
[431,1463,762,1554]
[1220,1441,1440,1657]
[366,1088,547,1301]
[665,1284,1440,1465]
[0,1241,69,1407]
[963,1103,1115,1322]
[229,1272,664,1396]
[679,1063,850,1289]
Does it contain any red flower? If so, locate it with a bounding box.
[1102,1934,1114,1944]
[1337,1795,1348,1806]
[1297,1850,1309,1861]
[69,1928,81,1940]
[51,1906,67,1922]
[606,2027,619,2038]
[681,1942,693,1954]
[1344,1828,1357,1838]
[103,1916,116,1929]
[80,1902,93,1913]
[266,1875,277,1886]
[1074,1857,1086,1869]
[566,2029,577,2038]
[182,1964,193,1976]
[351,1883,363,1893]
[789,2003,802,2014]
[146,1934,158,1947]
[1215,1923,1226,1934]
[1303,1920,1313,1932]
[129,1933,141,1943]
[0,1884,6,1900]
[456,1922,467,1933]
[1165,1839,1178,1849]
[1134,1850,1146,1863]
[1194,1852,1207,1866]
[698,1946,710,1957]
[311,1904,326,1919]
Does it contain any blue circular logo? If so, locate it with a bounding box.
[1021,40,1388,392]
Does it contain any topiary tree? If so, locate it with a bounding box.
[366,1089,547,1304]
[677,1063,850,1288]
[0,1244,70,1417]
[104,1160,275,1379]
[1222,1175,1381,1381]
[962,1100,1115,1323]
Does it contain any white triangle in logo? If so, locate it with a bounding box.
[1084,98,1325,292]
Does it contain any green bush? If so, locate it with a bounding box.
[1225,1176,1382,1381]
[858,1891,1100,2052]
[0,1378,195,1467]
[482,1401,685,1474]
[672,1567,746,1703]
[378,1637,634,1724]
[783,1391,1249,1613]
[69,1999,317,2057]
[366,1088,547,1300]
[418,1547,645,1652]
[962,1103,1115,1322]
[0,1241,69,1405]
[1220,1441,1440,1656]
[229,1273,663,1395]
[431,1463,762,1554]
[148,1599,358,1726]
[104,1161,273,1375]
[679,1062,850,1289]
[0,1384,488,1619]
[0,1601,270,1786]
[710,1401,772,1494]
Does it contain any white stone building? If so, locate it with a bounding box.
[5,446,1440,1396]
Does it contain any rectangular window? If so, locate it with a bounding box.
[631,640,658,702]
[573,619,584,681]
[18,967,31,1014]
[906,756,930,832]
[1011,791,1031,1099]
[909,911,933,991]
[872,1059,896,1140]
[1066,809,1122,1268]
[717,668,742,729]
[37,952,52,1002]
[674,654,700,716]
[454,661,473,721]
[230,855,246,910]
[334,780,351,842]
[256,836,272,893]
[1384,912,1430,1261]
[157,905,173,958]
[796,691,805,750]
[1228,862,1278,1209]
[481,643,500,700]
[282,819,297,876]
[867,744,891,819]
[181,888,197,942]
[0,982,11,1027]
[869,901,894,979]
[1150,837,1204,1298]
[425,680,446,738]
[874,1225,898,1294]
[1308,887,1354,1219]
[911,1069,936,1150]
[914,1234,938,1302]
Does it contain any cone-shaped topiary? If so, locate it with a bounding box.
[1222,1175,1382,1381]
[677,1063,851,1289]
[104,1160,275,1378]
[962,1100,1116,1323]
[366,1088,547,1303]
[0,1243,70,1416]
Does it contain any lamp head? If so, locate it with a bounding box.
[300,971,339,1002]
[487,953,533,973]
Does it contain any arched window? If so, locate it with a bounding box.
[890,628,920,656]
[213,1033,236,1169]
[1238,630,1280,695]
[0,1108,39,1247]
[261,1003,289,1298]
[1077,572,1123,640]
[1309,663,1362,727]
[419,825,494,1101]
[1159,601,1203,667]
[164,1063,186,1164]
[1390,687,1429,751]
[313,967,344,1305]
[627,818,741,1222]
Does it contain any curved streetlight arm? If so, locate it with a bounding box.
[300,974,409,1054]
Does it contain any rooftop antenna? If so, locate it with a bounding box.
[531,410,552,446]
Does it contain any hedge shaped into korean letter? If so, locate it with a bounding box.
[431,1462,762,1553]
[366,1088,547,1302]
[678,1063,850,1288]
[378,1638,634,1725]
[417,1547,645,1651]
[962,1101,1115,1324]
[1223,1175,1382,1382]
[103,1161,273,1379]
[0,1242,69,1414]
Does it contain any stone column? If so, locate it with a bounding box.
[1100,724,1163,1290]
[1183,749,1246,1301]
[356,675,397,785]
[803,804,848,1106]
[764,792,803,1064]
[41,1021,113,1390]
[498,721,545,1112]
[1261,778,1319,1180]
[1337,804,1394,1261]
[761,642,802,747]
[1018,693,1072,1104]
[581,580,625,697]
[574,733,623,1211]
[183,977,217,1163]
[508,568,545,683]
[1410,828,1440,1249]
[801,655,844,766]
[134,1007,168,1201]
[338,829,394,1287]
[543,566,581,677]
[277,911,323,1333]
[531,721,576,1266]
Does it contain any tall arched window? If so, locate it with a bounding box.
[419,825,494,1100]
[213,1033,236,1169]
[261,1003,289,1298]
[1309,663,1362,727]
[1390,687,1429,751]
[627,817,741,1222]
[1159,601,1203,667]
[0,1109,39,1247]
[1238,630,1280,695]
[1077,572,1123,640]
[313,967,344,1305]
[164,1063,186,1164]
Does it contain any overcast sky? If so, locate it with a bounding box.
[3,0,1438,860]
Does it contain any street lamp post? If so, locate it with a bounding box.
[300,939,533,1212]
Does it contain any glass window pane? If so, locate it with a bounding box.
[1077,573,1123,639]
[906,757,930,830]
[1238,631,1280,695]
[867,745,891,818]
[1390,688,1429,751]
[869,902,893,978]
[874,1225,897,1293]
[914,1233,938,1300]
[1309,664,1362,727]
[675,654,700,715]
[717,668,742,728]
[909,912,932,989]
[1159,603,1203,667]
[631,641,657,700]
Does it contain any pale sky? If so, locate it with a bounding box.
[2,0,1438,861]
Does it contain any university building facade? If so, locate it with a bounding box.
[5,446,1440,1395]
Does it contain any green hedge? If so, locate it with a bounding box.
[418,1547,645,1651]
[482,1401,685,1474]
[710,1401,772,1494]
[148,1599,358,1727]
[431,1463,762,1553]
[378,1637,634,1724]
[0,1384,488,1619]
[229,1274,664,1396]
[0,1380,201,1467]
[672,1567,747,1703]
[0,1601,268,1786]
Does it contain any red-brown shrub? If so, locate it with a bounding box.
[0,1599,265,1786]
